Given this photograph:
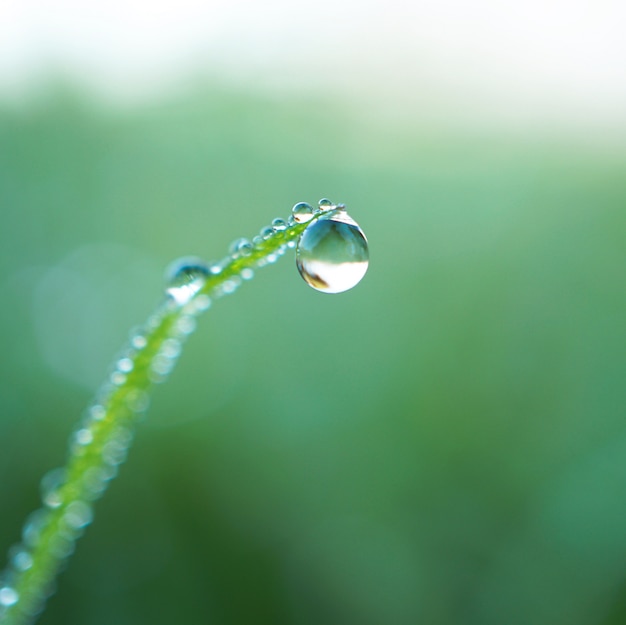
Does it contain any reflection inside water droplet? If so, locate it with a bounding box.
[296,210,369,293]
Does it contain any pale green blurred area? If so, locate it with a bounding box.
[0,86,625,625]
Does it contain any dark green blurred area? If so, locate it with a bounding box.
[0,86,625,625]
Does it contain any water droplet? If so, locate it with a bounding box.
[222,276,242,294]
[64,501,93,530]
[0,587,19,607]
[193,294,211,312]
[151,354,174,378]
[318,198,335,211]
[271,218,288,231]
[74,428,93,446]
[229,237,253,257]
[41,469,66,509]
[11,549,33,572]
[296,211,369,294]
[259,226,274,239]
[126,389,150,413]
[165,257,209,305]
[175,315,196,336]
[89,404,106,421]
[110,371,126,386]
[161,338,182,359]
[130,331,148,350]
[22,510,49,547]
[102,436,129,466]
[146,312,163,330]
[52,537,76,559]
[240,267,254,281]
[116,357,134,373]
[292,202,315,223]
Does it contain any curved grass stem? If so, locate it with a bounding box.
[0,212,314,625]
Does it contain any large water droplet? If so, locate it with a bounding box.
[296,211,369,293]
[164,257,209,305]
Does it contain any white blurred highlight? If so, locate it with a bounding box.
[1,0,625,130]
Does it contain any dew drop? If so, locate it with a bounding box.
[318,198,335,211]
[165,257,209,305]
[259,226,275,240]
[296,210,369,294]
[0,586,19,607]
[175,315,196,336]
[229,237,253,257]
[22,510,49,548]
[291,202,315,223]
[116,357,134,373]
[126,389,150,413]
[240,267,254,281]
[89,404,106,421]
[64,501,93,530]
[11,549,33,572]
[161,338,182,359]
[130,331,148,350]
[193,294,211,312]
[41,468,66,509]
[271,218,288,231]
[74,428,93,446]
[110,371,126,386]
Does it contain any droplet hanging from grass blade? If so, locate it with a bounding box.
[296,209,369,293]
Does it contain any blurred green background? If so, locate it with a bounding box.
[0,84,625,625]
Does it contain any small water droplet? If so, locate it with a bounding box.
[116,357,134,373]
[126,389,150,413]
[22,510,49,547]
[11,549,33,572]
[175,315,196,336]
[110,371,126,386]
[102,437,129,466]
[74,428,93,446]
[130,330,148,350]
[194,294,211,311]
[41,469,66,509]
[146,310,165,330]
[240,267,254,281]
[151,354,174,378]
[161,338,182,359]
[259,226,275,239]
[229,237,253,257]
[318,198,335,211]
[296,211,369,293]
[89,404,106,421]
[0,587,19,607]
[49,535,75,558]
[64,501,93,530]
[165,257,209,305]
[291,202,315,223]
[271,218,288,231]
